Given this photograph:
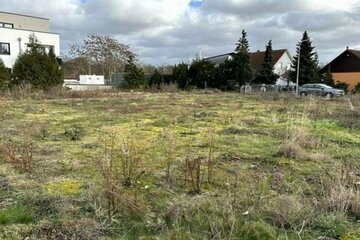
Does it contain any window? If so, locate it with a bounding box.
[26,44,54,54]
[0,43,10,55]
[0,22,14,28]
[43,45,54,54]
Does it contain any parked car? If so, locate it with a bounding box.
[299,84,345,97]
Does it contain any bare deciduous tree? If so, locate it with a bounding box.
[69,34,136,78]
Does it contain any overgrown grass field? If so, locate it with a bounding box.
[0,92,359,239]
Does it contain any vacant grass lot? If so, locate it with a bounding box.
[0,92,359,239]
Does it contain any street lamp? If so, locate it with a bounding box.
[295,38,310,96]
[295,45,301,96]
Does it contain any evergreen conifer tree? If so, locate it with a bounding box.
[289,31,320,85]
[173,63,189,90]
[122,57,145,89]
[254,40,279,84]
[232,30,253,88]
[12,34,63,90]
[150,69,164,89]
[188,59,215,89]
[215,60,234,90]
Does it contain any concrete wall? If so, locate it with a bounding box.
[0,28,60,68]
[0,11,49,32]
[65,85,113,91]
[332,72,360,91]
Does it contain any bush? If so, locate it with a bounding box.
[334,81,349,93]
[354,83,360,94]
[0,59,11,91]
[188,59,216,89]
[149,69,164,90]
[173,63,188,90]
[12,34,63,91]
[64,125,84,141]
[315,214,351,238]
[122,57,145,89]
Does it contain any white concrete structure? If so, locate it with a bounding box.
[63,79,79,86]
[79,75,105,85]
[0,11,60,68]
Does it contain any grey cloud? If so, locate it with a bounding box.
[280,11,350,32]
[202,0,305,18]
[2,0,360,65]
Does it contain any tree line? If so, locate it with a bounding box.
[173,30,335,91]
[1,31,356,92]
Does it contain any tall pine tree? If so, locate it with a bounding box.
[232,30,253,88]
[254,40,279,84]
[290,31,320,85]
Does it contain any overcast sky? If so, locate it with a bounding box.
[2,0,360,66]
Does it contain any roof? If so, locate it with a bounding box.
[204,52,233,60]
[205,49,289,70]
[0,11,49,20]
[321,48,360,73]
[204,53,233,65]
[348,49,360,58]
[250,49,288,71]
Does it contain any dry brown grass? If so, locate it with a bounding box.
[276,124,316,159]
[320,163,360,217]
[92,131,145,221]
[265,195,308,229]
[307,152,331,162]
[0,124,35,173]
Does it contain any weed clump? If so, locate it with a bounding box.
[64,125,84,141]
[92,131,144,222]
[264,195,310,229]
[220,125,245,135]
[0,127,34,173]
[239,221,276,240]
[315,214,350,239]
[275,122,317,159]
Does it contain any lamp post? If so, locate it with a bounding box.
[295,44,301,96]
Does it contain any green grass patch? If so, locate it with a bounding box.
[0,204,35,225]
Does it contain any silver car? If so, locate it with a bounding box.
[299,84,345,97]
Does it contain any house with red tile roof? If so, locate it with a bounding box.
[205,49,292,79]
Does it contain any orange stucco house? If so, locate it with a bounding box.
[321,48,360,91]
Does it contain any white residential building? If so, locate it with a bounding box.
[0,11,60,68]
[205,49,293,78]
